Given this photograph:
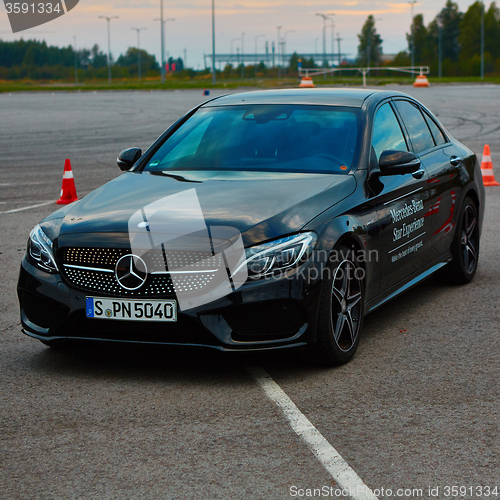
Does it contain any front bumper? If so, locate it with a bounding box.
[17,256,322,351]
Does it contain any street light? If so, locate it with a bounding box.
[408,0,417,68]
[438,17,442,78]
[480,1,484,79]
[98,15,119,84]
[316,13,333,79]
[254,34,265,78]
[153,16,175,82]
[336,34,342,75]
[276,26,282,77]
[73,35,77,84]
[241,32,245,78]
[211,0,216,84]
[131,28,147,81]
[327,17,335,69]
[283,30,296,76]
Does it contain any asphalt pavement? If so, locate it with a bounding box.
[0,86,499,500]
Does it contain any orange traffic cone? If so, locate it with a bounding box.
[299,76,315,88]
[480,145,500,186]
[413,74,429,87]
[56,159,78,204]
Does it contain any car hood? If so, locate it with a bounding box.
[45,170,356,247]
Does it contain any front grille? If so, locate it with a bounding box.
[223,300,308,341]
[19,290,69,329]
[59,247,224,297]
[62,312,218,346]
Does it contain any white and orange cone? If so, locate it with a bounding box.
[299,76,315,88]
[413,74,429,87]
[480,145,500,187]
[56,159,78,204]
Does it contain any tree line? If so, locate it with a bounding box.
[0,39,185,80]
[357,0,500,76]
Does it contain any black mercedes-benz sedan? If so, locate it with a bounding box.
[18,88,485,365]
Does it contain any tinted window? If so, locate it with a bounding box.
[144,105,361,175]
[394,100,435,154]
[423,112,447,146]
[372,103,407,160]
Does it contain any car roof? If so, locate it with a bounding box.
[202,88,400,108]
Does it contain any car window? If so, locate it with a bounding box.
[372,103,407,160]
[394,100,435,154]
[423,112,447,146]
[151,115,213,165]
[144,105,362,175]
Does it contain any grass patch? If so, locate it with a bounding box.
[1,75,499,93]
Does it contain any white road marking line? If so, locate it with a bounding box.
[0,181,58,186]
[247,367,379,500]
[0,201,54,214]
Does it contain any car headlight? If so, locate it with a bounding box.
[27,224,59,273]
[233,232,317,279]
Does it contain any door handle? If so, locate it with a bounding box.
[450,156,462,166]
[412,168,425,179]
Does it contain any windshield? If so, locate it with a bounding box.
[144,105,361,175]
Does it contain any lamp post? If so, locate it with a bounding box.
[480,1,484,79]
[131,28,147,81]
[438,18,442,78]
[326,16,335,69]
[241,32,245,78]
[231,37,240,75]
[316,13,332,79]
[73,35,77,84]
[276,26,282,77]
[211,0,216,84]
[153,16,174,82]
[231,37,241,75]
[254,34,265,77]
[367,29,371,69]
[98,15,119,84]
[283,30,295,77]
[336,35,342,75]
[408,0,417,68]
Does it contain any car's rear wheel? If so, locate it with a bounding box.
[309,245,364,366]
[440,196,479,284]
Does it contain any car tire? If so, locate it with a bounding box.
[309,244,365,366]
[439,196,479,285]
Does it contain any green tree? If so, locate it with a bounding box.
[116,47,160,74]
[459,1,483,60]
[406,14,432,64]
[357,15,383,66]
[437,0,463,62]
[391,51,411,66]
[90,44,107,68]
[485,2,500,60]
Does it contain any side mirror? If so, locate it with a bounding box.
[117,147,142,171]
[379,150,421,176]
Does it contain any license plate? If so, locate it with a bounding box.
[85,297,177,322]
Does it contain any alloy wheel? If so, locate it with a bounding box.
[330,259,363,352]
[460,204,479,275]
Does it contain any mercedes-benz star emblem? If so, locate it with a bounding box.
[115,254,148,290]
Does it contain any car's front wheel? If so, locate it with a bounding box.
[440,196,479,284]
[309,244,364,366]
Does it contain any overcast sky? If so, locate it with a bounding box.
[0,0,478,69]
